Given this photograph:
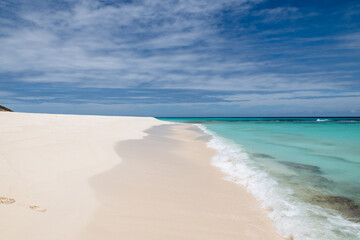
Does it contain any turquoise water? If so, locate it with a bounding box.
[158,118,360,240]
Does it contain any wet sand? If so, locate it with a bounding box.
[0,112,283,239]
[84,124,284,240]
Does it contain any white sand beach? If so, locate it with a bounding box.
[0,112,284,240]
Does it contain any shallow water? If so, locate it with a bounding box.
[158,118,360,240]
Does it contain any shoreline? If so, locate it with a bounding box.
[195,120,360,240]
[0,112,283,239]
[84,123,284,239]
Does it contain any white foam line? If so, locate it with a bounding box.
[195,124,360,240]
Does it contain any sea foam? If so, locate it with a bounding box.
[316,118,329,122]
[196,124,360,240]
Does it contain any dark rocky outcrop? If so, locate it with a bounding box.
[252,153,275,159]
[0,105,13,112]
[279,161,321,173]
[311,195,360,222]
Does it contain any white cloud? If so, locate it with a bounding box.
[338,32,360,49]
[0,91,13,97]
[222,91,360,102]
[0,0,358,93]
[1,0,269,89]
[253,7,301,22]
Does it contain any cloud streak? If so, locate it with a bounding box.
[0,0,360,116]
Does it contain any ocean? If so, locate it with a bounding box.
[158,117,360,240]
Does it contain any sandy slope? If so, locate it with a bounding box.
[0,112,166,240]
[84,124,284,240]
[0,112,283,240]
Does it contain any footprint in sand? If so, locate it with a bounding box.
[0,197,47,213]
[29,205,47,213]
[0,197,16,204]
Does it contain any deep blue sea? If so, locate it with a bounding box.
[158,117,360,240]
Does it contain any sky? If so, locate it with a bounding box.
[1,0,360,117]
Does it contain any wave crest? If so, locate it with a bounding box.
[196,124,360,240]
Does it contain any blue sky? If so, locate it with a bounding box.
[1,0,360,116]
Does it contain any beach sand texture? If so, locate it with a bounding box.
[0,112,283,240]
